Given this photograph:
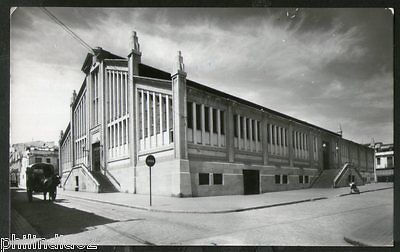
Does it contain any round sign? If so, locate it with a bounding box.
[145,155,156,167]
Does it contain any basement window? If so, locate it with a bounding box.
[282,175,288,184]
[275,175,281,184]
[213,173,223,185]
[199,173,209,185]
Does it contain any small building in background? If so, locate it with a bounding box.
[373,142,394,182]
[11,141,59,188]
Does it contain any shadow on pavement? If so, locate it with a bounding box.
[11,188,117,239]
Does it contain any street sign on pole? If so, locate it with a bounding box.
[145,155,156,206]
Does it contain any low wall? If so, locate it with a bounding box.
[62,167,99,192]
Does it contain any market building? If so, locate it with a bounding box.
[59,31,375,197]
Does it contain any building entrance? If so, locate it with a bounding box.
[322,141,330,170]
[243,170,260,195]
[92,142,101,172]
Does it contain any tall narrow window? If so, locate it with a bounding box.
[240,116,244,139]
[196,104,202,130]
[272,125,275,144]
[246,118,250,139]
[252,120,256,140]
[212,108,218,133]
[233,114,238,137]
[257,121,261,141]
[204,106,210,132]
[267,124,270,143]
[187,102,193,129]
[280,128,284,146]
[220,110,225,135]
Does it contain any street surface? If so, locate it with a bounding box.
[10,187,393,246]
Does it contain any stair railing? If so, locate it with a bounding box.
[333,162,352,188]
[310,169,325,187]
[62,163,100,189]
[99,164,121,188]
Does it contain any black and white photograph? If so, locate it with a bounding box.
[8,6,393,247]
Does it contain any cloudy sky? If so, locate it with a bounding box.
[10,7,393,145]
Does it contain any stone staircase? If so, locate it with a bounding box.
[90,171,118,193]
[312,169,340,188]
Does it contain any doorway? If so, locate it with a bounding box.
[243,170,260,195]
[92,142,101,172]
[322,141,330,170]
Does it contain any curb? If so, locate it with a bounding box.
[58,193,328,214]
[337,186,393,197]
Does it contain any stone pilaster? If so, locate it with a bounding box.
[171,51,188,160]
[127,31,141,193]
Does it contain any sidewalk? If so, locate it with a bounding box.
[57,182,393,214]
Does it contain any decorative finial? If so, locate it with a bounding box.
[130,30,140,52]
[71,90,77,105]
[174,50,185,73]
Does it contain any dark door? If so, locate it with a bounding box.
[92,142,101,172]
[243,170,260,195]
[322,141,330,170]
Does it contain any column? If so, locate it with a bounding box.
[217,108,221,148]
[201,104,205,146]
[237,115,241,150]
[166,94,170,145]
[141,90,145,149]
[249,119,253,152]
[288,123,294,167]
[159,93,164,145]
[171,50,188,159]
[192,102,197,144]
[209,106,213,145]
[153,92,157,147]
[262,115,269,165]
[226,104,234,162]
[255,120,258,152]
[243,116,247,150]
[146,91,151,148]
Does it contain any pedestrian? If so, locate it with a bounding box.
[349,182,360,194]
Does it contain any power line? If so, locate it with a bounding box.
[39,7,94,54]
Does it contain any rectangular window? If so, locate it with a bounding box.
[267,124,270,143]
[252,120,256,141]
[305,175,309,184]
[233,114,238,137]
[299,175,303,184]
[377,157,381,165]
[212,108,218,133]
[240,116,244,139]
[282,175,288,184]
[272,125,275,144]
[213,173,223,185]
[246,118,250,139]
[187,102,193,129]
[162,96,167,132]
[220,110,225,135]
[199,173,209,185]
[275,175,281,184]
[387,156,393,167]
[276,127,280,146]
[46,158,51,163]
[280,128,284,146]
[285,129,288,146]
[204,106,210,132]
[257,121,261,141]
[35,157,42,163]
[196,104,202,130]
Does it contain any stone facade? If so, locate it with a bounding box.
[59,32,375,196]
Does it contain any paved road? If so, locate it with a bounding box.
[11,188,392,246]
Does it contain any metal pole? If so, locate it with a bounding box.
[149,166,152,206]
